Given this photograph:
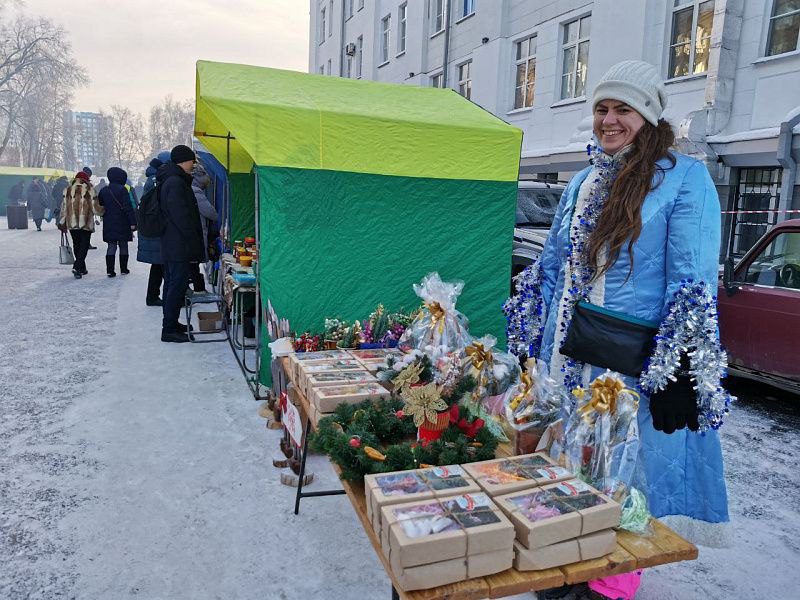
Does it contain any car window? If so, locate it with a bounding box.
[743,231,800,289]
[516,188,562,227]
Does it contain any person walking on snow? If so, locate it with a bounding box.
[506,61,731,600]
[58,171,103,279]
[158,145,204,343]
[98,167,137,277]
[26,177,48,230]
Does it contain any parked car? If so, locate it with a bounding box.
[718,219,800,394]
[512,180,565,279]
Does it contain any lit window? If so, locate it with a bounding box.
[560,15,590,100]
[458,61,472,99]
[669,1,715,78]
[381,15,391,63]
[431,72,444,88]
[514,35,536,109]
[399,3,408,54]
[767,0,800,56]
[432,0,445,34]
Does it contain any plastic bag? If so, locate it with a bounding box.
[563,372,653,535]
[503,358,562,432]
[398,273,471,354]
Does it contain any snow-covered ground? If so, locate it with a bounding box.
[1,218,798,599]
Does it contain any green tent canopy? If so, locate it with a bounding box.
[194,60,522,385]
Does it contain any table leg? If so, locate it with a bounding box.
[293,417,312,515]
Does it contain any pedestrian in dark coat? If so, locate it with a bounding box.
[26,178,48,230]
[138,157,166,306]
[158,145,204,343]
[98,167,137,277]
[8,180,24,204]
[50,176,69,221]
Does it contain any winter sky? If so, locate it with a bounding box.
[13,0,310,115]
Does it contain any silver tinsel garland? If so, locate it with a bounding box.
[639,280,735,432]
[503,261,546,358]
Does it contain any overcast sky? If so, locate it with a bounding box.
[14,0,310,115]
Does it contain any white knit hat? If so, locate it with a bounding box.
[592,61,667,127]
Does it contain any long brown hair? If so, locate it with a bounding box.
[586,119,676,279]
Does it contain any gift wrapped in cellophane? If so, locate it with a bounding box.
[503,359,562,433]
[398,273,471,354]
[563,372,652,535]
[461,335,520,442]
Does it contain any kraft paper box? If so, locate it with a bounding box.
[298,359,364,389]
[462,453,572,496]
[348,349,402,361]
[468,548,515,578]
[357,359,389,373]
[418,465,481,499]
[439,493,515,555]
[384,499,467,568]
[310,382,390,413]
[393,556,467,592]
[496,480,620,549]
[305,369,376,399]
[289,349,352,379]
[513,529,616,571]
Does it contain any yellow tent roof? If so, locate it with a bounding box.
[0,166,69,179]
[194,60,521,181]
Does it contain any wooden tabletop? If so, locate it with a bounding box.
[280,358,698,599]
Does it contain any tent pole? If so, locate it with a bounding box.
[253,166,262,398]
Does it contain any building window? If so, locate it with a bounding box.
[431,72,444,88]
[328,0,334,37]
[461,0,475,18]
[346,53,353,78]
[729,168,782,257]
[347,0,354,19]
[356,35,363,78]
[560,15,591,100]
[358,0,364,10]
[320,6,326,42]
[380,15,391,64]
[458,61,472,99]
[399,3,408,54]
[767,0,800,56]
[432,0,445,35]
[514,35,536,109]
[669,0,715,78]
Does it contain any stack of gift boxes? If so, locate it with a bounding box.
[288,349,401,426]
[364,453,621,591]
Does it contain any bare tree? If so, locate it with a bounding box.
[0,13,87,166]
[148,95,194,156]
[101,104,147,174]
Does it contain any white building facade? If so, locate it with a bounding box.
[63,111,110,173]
[310,0,800,256]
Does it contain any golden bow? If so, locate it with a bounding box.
[425,301,446,334]
[509,371,533,411]
[578,375,639,419]
[466,342,493,372]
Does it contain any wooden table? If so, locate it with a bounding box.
[279,358,698,600]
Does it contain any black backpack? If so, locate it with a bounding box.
[136,184,165,237]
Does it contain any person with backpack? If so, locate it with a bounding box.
[157,145,204,343]
[138,157,165,306]
[98,167,137,277]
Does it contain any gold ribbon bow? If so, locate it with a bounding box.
[578,375,639,419]
[509,371,533,411]
[466,341,493,372]
[425,301,446,334]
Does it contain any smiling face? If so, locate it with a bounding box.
[593,100,646,155]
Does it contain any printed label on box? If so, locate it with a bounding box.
[431,465,465,478]
[535,466,570,480]
[453,493,492,511]
[556,480,593,496]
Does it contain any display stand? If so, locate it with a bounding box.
[277,357,698,600]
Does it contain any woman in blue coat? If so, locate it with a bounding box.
[506,62,732,598]
[98,167,137,277]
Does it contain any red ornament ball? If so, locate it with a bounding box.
[395,410,405,419]
[349,436,361,448]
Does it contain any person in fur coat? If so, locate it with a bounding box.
[58,172,103,279]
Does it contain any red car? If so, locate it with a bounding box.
[718,219,800,393]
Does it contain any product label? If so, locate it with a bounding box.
[455,493,491,511]
[556,480,593,496]
[431,465,465,478]
[536,466,570,480]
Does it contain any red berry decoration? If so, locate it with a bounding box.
[395,410,405,419]
[349,436,361,449]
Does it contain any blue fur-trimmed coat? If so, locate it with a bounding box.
[535,152,729,529]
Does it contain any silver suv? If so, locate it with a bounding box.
[512,180,565,279]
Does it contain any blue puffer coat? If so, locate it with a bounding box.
[98,167,137,243]
[536,152,729,537]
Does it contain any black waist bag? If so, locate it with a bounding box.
[560,301,659,377]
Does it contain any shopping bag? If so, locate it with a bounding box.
[59,231,74,265]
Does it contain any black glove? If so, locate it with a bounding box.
[649,358,700,434]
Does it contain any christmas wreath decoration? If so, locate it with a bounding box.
[309,397,499,480]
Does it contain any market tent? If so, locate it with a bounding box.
[0,166,70,215]
[195,60,522,384]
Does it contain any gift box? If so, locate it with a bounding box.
[495,480,621,550]
[297,359,365,390]
[382,492,515,592]
[310,382,391,413]
[513,529,616,571]
[304,369,377,399]
[357,358,390,373]
[462,453,572,496]
[289,349,353,380]
[348,348,401,361]
[366,466,480,538]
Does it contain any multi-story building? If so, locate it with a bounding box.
[63,111,110,173]
[310,0,800,256]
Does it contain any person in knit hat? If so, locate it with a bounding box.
[505,60,729,600]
